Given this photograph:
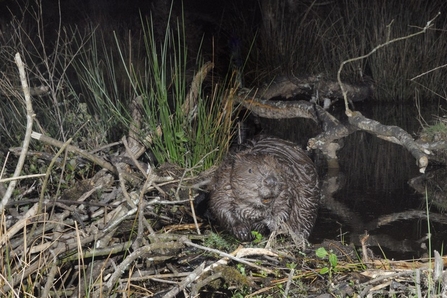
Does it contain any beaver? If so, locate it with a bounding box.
[209,137,319,241]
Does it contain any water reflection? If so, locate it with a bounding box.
[259,101,447,259]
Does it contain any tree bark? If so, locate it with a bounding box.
[235,83,430,173]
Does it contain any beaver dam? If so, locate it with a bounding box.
[3,92,447,297]
[2,47,447,298]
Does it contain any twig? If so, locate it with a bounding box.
[88,141,122,154]
[122,136,148,176]
[31,132,142,185]
[188,188,201,235]
[349,111,430,173]
[162,262,206,298]
[174,148,218,236]
[104,241,185,293]
[189,245,278,294]
[63,241,132,262]
[0,174,46,182]
[42,251,59,298]
[360,232,370,264]
[190,271,223,296]
[0,53,35,212]
[139,173,157,237]
[337,13,440,115]
[103,207,138,233]
[38,138,72,214]
[0,203,40,247]
[416,269,422,298]
[175,148,218,196]
[283,267,295,298]
[411,62,447,81]
[182,238,274,274]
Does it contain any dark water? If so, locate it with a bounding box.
[259,100,447,260]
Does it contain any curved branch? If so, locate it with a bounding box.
[0,53,35,212]
[349,111,430,173]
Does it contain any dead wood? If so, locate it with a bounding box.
[0,150,204,295]
[364,210,447,231]
[3,129,446,296]
[255,75,374,103]
[183,61,214,117]
[235,88,430,172]
[1,53,35,211]
[349,111,429,173]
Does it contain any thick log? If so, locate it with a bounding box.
[256,75,373,103]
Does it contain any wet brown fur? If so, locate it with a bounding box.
[209,137,320,241]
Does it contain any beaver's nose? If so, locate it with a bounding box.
[264,175,278,187]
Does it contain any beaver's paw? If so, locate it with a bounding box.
[232,225,254,242]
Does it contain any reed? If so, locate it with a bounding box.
[245,0,447,101]
[71,11,238,171]
[133,14,238,170]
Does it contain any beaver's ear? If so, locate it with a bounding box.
[234,151,248,161]
[264,155,276,162]
[230,153,243,167]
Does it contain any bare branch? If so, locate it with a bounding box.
[0,53,35,212]
[337,12,440,115]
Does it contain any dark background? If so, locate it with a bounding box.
[0,0,246,23]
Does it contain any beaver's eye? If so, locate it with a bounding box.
[248,168,252,173]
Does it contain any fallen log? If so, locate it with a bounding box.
[256,75,374,104]
[234,87,430,173]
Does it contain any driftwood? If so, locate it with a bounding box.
[235,84,430,173]
[348,111,429,172]
[234,73,444,259]
[256,74,374,104]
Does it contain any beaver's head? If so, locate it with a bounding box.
[230,153,282,208]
